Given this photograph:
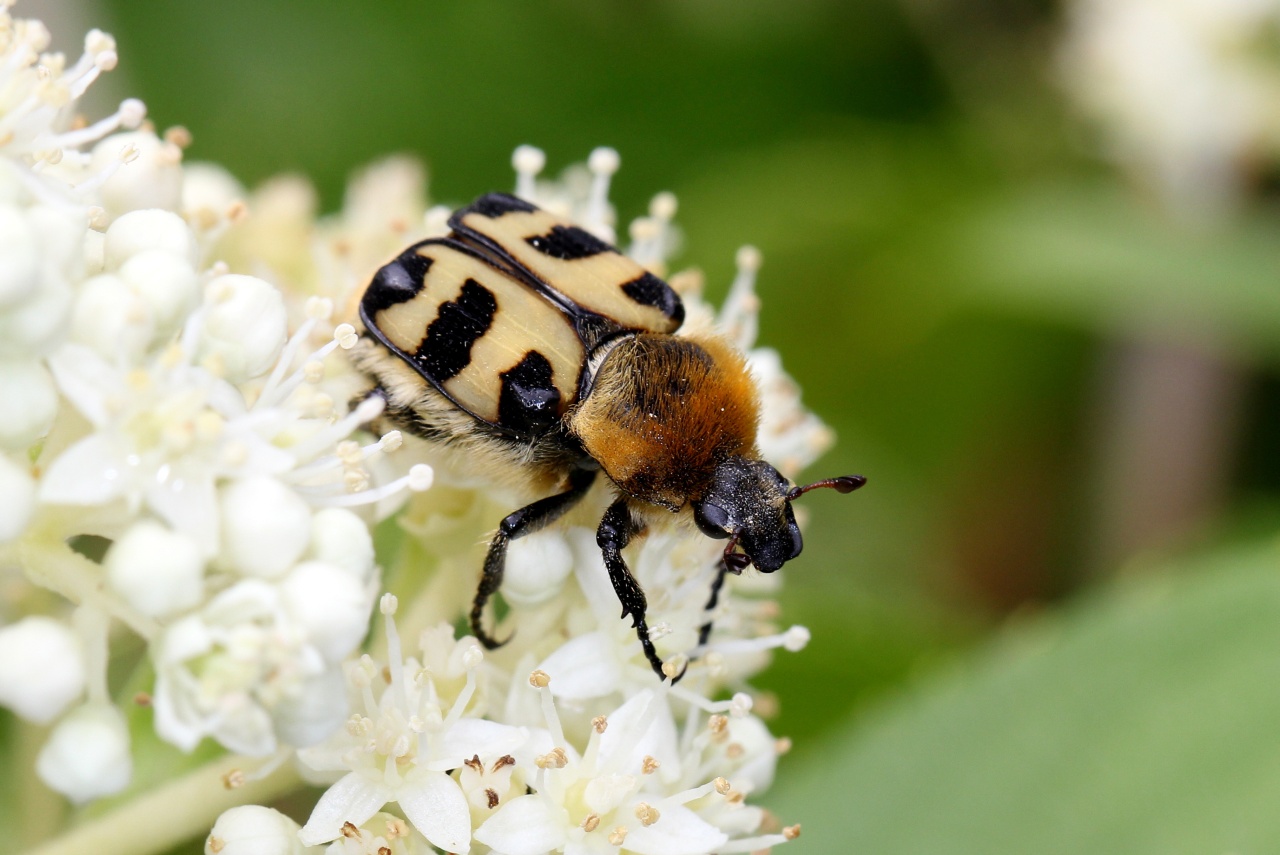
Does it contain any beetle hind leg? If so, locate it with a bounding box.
[471,467,597,649]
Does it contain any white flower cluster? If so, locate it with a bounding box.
[0,3,426,804]
[1060,0,1280,212]
[0,7,837,854]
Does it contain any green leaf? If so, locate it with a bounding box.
[922,182,1280,359]
[767,540,1280,854]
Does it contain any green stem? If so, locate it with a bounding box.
[15,537,160,641]
[20,755,304,855]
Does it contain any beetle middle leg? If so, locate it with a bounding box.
[471,467,597,649]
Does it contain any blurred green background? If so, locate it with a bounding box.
[30,0,1280,851]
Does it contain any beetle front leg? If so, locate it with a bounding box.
[597,499,683,681]
[471,467,597,649]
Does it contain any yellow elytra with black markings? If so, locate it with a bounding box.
[354,191,865,680]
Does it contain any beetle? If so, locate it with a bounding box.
[352,192,864,679]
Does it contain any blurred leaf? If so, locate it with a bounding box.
[767,538,1280,853]
[915,182,1280,360]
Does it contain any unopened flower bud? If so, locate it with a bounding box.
[279,561,371,663]
[36,702,131,803]
[0,360,57,450]
[502,529,573,606]
[0,454,36,541]
[104,208,199,268]
[105,520,205,618]
[197,275,287,383]
[207,805,306,855]
[307,508,375,583]
[0,617,85,723]
[220,477,311,578]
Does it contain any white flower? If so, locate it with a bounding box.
[153,579,351,755]
[0,616,85,723]
[298,597,529,853]
[35,701,132,803]
[319,812,436,855]
[1060,0,1280,210]
[476,676,791,855]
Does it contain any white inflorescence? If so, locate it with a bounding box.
[1060,0,1280,213]
[0,10,834,854]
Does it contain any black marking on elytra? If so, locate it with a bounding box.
[465,192,537,220]
[527,225,611,260]
[498,351,560,435]
[414,279,497,381]
[361,249,434,318]
[620,271,685,324]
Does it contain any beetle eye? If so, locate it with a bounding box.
[693,501,731,539]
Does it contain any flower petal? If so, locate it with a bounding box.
[299,772,393,846]
[397,770,473,854]
[475,794,567,855]
[38,433,128,506]
[144,465,219,557]
[47,343,120,428]
[537,631,620,700]
[433,718,529,769]
[622,803,728,855]
[597,690,681,781]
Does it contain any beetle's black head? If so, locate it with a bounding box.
[692,457,867,573]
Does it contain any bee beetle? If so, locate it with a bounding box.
[353,192,865,679]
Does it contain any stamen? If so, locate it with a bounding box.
[44,97,144,151]
[699,625,813,659]
[253,317,320,410]
[285,395,383,463]
[583,146,619,242]
[303,463,432,507]
[380,594,409,712]
[530,671,567,749]
[72,142,137,194]
[719,245,762,350]
[441,644,482,731]
[512,144,545,200]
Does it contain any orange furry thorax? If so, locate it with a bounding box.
[569,332,761,510]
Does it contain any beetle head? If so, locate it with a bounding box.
[692,457,866,573]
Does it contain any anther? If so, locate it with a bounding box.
[592,715,608,733]
[634,803,660,826]
[529,669,551,688]
[164,125,192,147]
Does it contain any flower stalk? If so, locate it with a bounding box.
[20,755,303,855]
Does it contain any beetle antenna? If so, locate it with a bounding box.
[787,474,866,501]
